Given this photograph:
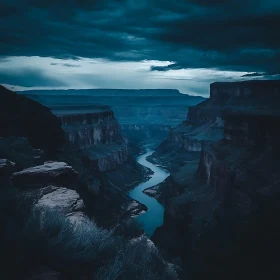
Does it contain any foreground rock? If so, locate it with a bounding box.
[12,162,78,188]
[34,186,87,226]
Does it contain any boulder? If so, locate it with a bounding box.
[34,186,87,226]
[12,162,78,188]
[35,186,85,213]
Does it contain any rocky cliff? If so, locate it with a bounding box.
[0,85,176,280]
[58,109,122,149]
[154,80,280,157]
[53,107,128,173]
[0,85,144,226]
[0,85,64,153]
[150,80,280,278]
[210,80,280,98]
[51,103,149,225]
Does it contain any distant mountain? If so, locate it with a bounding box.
[19,88,204,98]
[18,88,205,127]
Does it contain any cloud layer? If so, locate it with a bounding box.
[1,0,280,94]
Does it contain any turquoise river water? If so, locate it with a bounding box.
[129,149,170,237]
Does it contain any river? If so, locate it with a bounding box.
[129,148,170,237]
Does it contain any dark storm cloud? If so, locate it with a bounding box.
[1,0,280,74]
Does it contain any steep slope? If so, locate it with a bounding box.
[0,85,64,152]
[149,80,280,278]
[0,85,177,279]
[50,105,148,226]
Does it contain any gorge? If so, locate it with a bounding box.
[1,80,280,279]
[2,1,280,278]
[149,80,280,279]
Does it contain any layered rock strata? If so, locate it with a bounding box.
[150,80,280,275]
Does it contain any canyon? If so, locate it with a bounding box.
[0,85,180,279]
[1,80,280,279]
[147,80,280,279]
[22,89,205,145]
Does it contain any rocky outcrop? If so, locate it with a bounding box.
[10,160,89,225]
[52,106,130,173]
[59,109,114,125]
[157,80,280,156]
[34,186,87,225]
[151,80,280,278]
[167,107,224,154]
[58,110,122,150]
[81,143,129,172]
[0,85,64,152]
[12,161,78,188]
[210,80,280,98]
[35,186,85,213]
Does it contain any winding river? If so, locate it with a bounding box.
[129,148,170,237]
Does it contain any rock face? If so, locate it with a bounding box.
[34,186,87,225]
[210,80,280,98]
[12,161,78,188]
[0,85,64,152]
[51,106,130,173]
[81,143,129,172]
[58,109,122,149]
[160,80,280,154]
[11,161,89,225]
[151,80,280,277]
[36,186,84,213]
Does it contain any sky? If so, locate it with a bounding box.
[0,0,280,97]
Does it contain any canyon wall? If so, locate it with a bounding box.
[162,80,280,153]
[210,80,280,98]
[58,111,122,150]
[50,104,147,224]
[0,86,145,226]
[151,80,280,278]
[53,107,128,173]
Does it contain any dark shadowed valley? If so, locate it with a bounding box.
[1,80,280,279]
